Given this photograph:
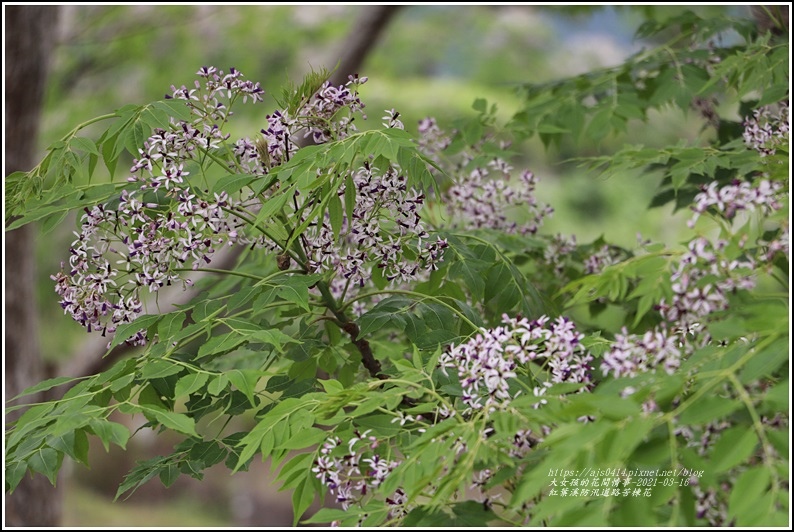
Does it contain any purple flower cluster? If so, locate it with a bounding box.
[743,100,789,156]
[543,233,578,276]
[603,175,786,380]
[601,327,681,378]
[53,67,266,345]
[417,117,452,167]
[689,179,784,228]
[601,236,757,379]
[53,178,243,345]
[300,75,367,144]
[693,485,730,526]
[446,166,553,235]
[439,314,593,412]
[303,161,448,291]
[381,108,404,130]
[312,430,405,516]
[469,468,501,508]
[412,116,552,235]
[231,75,368,177]
[659,237,755,330]
[584,244,622,275]
[171,65,264,120]
[760,224,789,262]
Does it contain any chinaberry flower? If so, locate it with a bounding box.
[584,244,623,274]
[446,167,552,236]
[601,327,682,379]
[440,314,592,412]
[382,108,404,129]
[742,100,789,156]
[657,237,756,331]
[689,179,784,228]
[417,117,452,166]
[55,67,263,346]
[301,162,448,301]
[298,76,367,143]
[313,431,403,512]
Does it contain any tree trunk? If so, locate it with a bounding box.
[326,5,403,88]
[4,5,62,527]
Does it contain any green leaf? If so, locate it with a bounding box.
[88,419,130,452]
[151,98,192,122]
[153,410,199,438]
[188,440,227,468]
[227,285,263,312]
[302,507,352,525]
[292,476,317,526]
[358,308,406,338]
[585,107,614,141]
[159,463,180,488]
[8,376,86,402]
[461,119,484,145]
[413,329,458,350]
[277,452,314,489]
[678,397,742,425]
[6,404,55,450]
[710,427,758,473]
[449,255,487,302]
[729,466,771,525]
[48,429,90,466]
[403,507,458,527]
[451,500,499,526]
[535,123,570,134]
[228,369,261,407]
[252,189,291,230]
[40,209,71,235]
[5,461,28,493]
[275,275,322,312]
[278,427,327,451]
[115,458,163,501]
[761,379,788,410]
[174,373,209,399]
[197,332,246,359]
[70,136,100,156]
[157,311,186,342]
[739,336,789,383]
[251,329,298,354]
[327,188,343,240]
[212,173,256,195]
[28,447,62,486]
[110,314,161,349]
[208,374,229,395]
[140,359,182,380]
[318,379,344,393]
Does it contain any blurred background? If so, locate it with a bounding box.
[5,4,747,527]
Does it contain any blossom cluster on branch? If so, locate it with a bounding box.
[742,100,789,157]
[439,314,593,413]
[312,431,407,519]
[53,68,268,344]
[305,162,448,296]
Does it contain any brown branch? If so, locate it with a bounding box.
[342,322,386,380]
